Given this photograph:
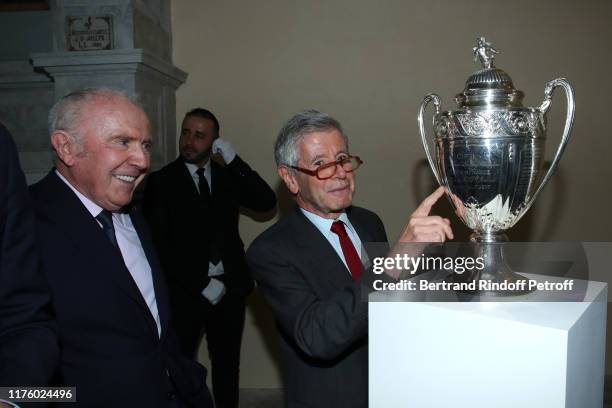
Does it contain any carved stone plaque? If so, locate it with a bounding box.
[66,16,113,51]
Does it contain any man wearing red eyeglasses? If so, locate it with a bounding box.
[247,109,453,408]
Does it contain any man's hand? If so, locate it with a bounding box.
[398,186,454,243]
[212,138,237,163]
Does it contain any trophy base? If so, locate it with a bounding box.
[450,232,534,297]
[469,231,508,244]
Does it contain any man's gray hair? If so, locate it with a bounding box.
[274,109,348,167]
[48,87,137,138]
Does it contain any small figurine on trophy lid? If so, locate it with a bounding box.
[418,37,575,295]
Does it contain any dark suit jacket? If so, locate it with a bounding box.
[28,171,213,408]
[246,205,387,408]
[142,156,276,301]
[0,124,58,387]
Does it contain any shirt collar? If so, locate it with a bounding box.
[55,169,131,225]
[55,169,104,218]
[300,207,351,236]
[184,160,210,178]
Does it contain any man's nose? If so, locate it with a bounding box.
[130,144,150,169]
[333,162,347,178]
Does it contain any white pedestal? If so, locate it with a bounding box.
[369,280,607,408]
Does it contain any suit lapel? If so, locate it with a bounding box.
[174,157,219,217]
[209,161,230,237]
[170,158,200,199]
[210,160,230,199]
[210,160,234,208]
[347,207,376,243]
[288,206,354,292]
[287,206,380,292]
[39,172,159,338]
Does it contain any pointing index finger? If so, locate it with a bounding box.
[412,186,446,217]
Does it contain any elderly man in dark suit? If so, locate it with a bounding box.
[247,109,453,408]
[143,108,276,408]
[0,123,58,387]
[28,88,213,408]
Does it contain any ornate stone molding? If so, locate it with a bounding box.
[0,60,51,88]
[31,48,187,87]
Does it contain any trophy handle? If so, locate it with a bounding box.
[418,93,442,185]
[528,78,575,207]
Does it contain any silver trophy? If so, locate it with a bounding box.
[418,37,575,293]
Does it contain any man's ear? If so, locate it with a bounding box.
[278,165,299,195]
[50,130,78,166]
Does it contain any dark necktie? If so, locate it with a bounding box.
[330,220,362,280]
[195,167,219,264]
[96,209,119,250]
[196,167,211,205]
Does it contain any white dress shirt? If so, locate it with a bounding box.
[55,170,162,337]
[300,208,365,276]
[183,161,226,305]
[184,160,211,195]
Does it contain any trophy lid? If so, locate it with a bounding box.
[455,37,524,108]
